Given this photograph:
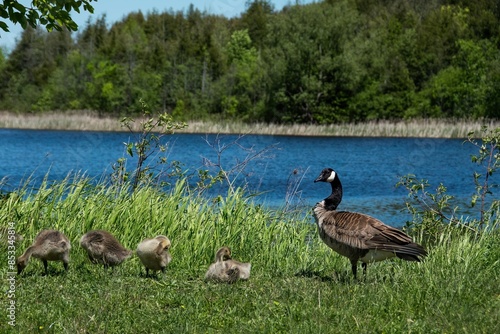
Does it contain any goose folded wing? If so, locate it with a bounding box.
[322,212,418,251]
[321,211,388,249]
[363,219,427,258]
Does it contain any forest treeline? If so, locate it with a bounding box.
[0,0,499,123]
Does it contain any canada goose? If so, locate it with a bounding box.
[136,235,172,277]
[80,230,132,269]
[205,246,251,283]
[313,168,427,278]
[16,229,71,275]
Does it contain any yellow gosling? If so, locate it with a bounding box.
[205,246,251,284]
[136,235,172,277]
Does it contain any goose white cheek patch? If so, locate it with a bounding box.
[326,171,336,182]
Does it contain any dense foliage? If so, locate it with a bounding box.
[0,0,499,123]
[0,0,95,32]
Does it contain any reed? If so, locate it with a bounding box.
[1,111,498,138]
[1,176,498,333]
[183,119,500,138]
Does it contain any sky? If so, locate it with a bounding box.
[0,0,313,52]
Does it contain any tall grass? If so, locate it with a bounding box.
[1,176,499,333]
[1,111,498,138]
[2,176,317,276]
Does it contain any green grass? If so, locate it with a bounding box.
[1,177,499,333]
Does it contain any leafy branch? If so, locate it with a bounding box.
[396,175,467,233]
[467,126,500,225]
[0,0,96,32]
[113,99,187,191]
[397,126,500,239]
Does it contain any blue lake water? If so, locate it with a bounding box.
[0,128,491,227]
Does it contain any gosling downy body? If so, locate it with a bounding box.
[313,168,427,278]
[16,229,71,275]
[136,235,172,277]
[205,246,251,284]
[80,230,132,269]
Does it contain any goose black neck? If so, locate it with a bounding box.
[324,175,342,210]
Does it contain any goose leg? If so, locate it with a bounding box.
[362,262,367,276]
[43,260,48,275]
[350,260,358,279]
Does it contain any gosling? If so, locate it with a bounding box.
[205,246,251,284]
[136,235,172,277]
[16,229,71,275]
[80,230,132,269]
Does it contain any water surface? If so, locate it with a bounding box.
[0,129,487,227]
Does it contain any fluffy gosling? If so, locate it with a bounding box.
[205,246,251,284]
[16,229,71,275]
[80,230,132,269]
[136,235,172,277]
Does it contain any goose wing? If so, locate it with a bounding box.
[320,211,413,250]
[360,213,427,258]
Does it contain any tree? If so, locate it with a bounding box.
[264,1,362,123]
[215,29,266,120]
[0,0,96,32]
[240,0,274,49]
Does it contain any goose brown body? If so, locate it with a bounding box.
[80,230,132,269]
[313,168,427,278]
[136,235,172,276]
[205,247,251,283]
[16,229,71,275]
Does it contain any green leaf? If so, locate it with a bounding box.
[0,20,9,32]
[0,7,9,19]
[73,1,83,11]
[126,143,134,157]
[12,2,26,13]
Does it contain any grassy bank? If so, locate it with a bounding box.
[1,177,499,333]
[1,111,498,137]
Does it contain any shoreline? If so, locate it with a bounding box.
[0,111,498,138]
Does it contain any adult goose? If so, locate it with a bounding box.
[313,168,427,278]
